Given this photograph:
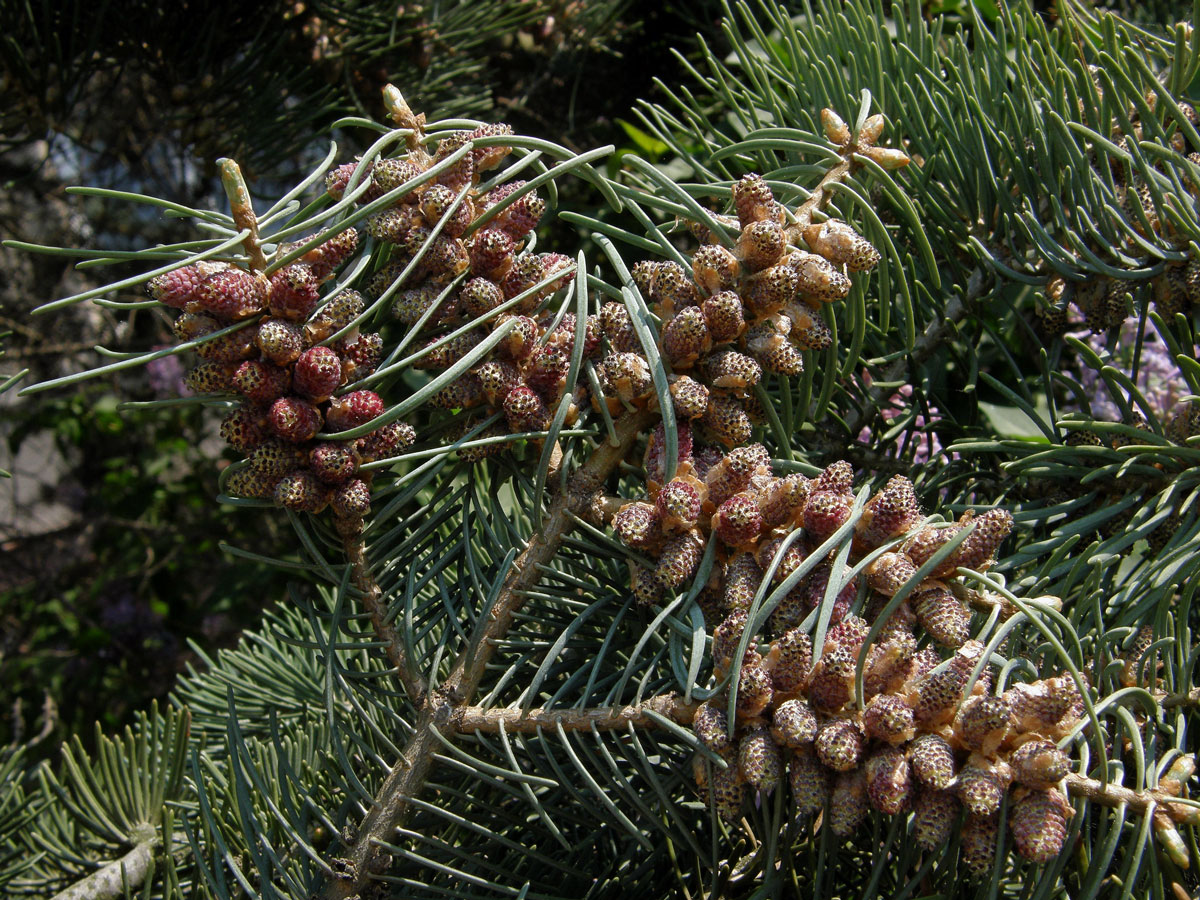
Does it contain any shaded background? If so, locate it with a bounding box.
[0,0,726,756]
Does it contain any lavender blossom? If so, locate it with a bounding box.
[857,379,949,465]
[146,347,190,398]
[1073,320,1189,425]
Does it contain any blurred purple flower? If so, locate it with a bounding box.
[145,346,190,398]
[1074,320,1189,423]
[856,377,949,465]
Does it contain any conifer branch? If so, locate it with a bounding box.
[1160,687,1200,709]
[318,407,656,900]
[443,407,658,705]
[1065,773,1200,824]
[785,157,854,243]
[841,291,969,442]
[450,693,699,734]
[48,836,156,900]
[218,158,268,273]
[343,532,427,704]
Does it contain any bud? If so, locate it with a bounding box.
[745,318,804,376]
[821,108,850,145]
[700,291,746,342]
[668,374,710,420]
[701,348,762,391]
[503,385,550,432]
[907,733,956,791]
[743,264,798,315]
[293,347,343,402]
[859,113,886,145]
[960,814,999,878]
[275,471,327,513]
[630,564,662,605]
[185,361,235,394]
[792,251,852,303]
[863,146,911,170]
[654,479,700,533]
[949,508,1014,572]
[866,551,918,597]
[220,404,268,452]
[736,220,785,271]
[858,475,922,548]
[865,747,912,815]
[736,661,774,718]
[691,244,740,295]
[829,769,869,836]
[225,467,279,500]
[701,394,753,448]
[1011,739,1071,788]
[803,490,853,542]
[862,694,915,745]
[770,628,812,694]
[660,307,712,368]
[269,397,322,443]
[713,494,764,547]
[732,173,777,227]
[692,701,731,752]
[783,303,833,351]
[957,763,1005,817]
[815,719,864,772]
[654,531,705,591]
[955,695,1012,755]
[912,583,971,649]
[801,220,881,272]
[709,748,746,822]
[913,665,968,728]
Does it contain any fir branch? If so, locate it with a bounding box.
[444,407,658,705]
[450,693,699,734]
[841,290,971,442]
[1065,772,1200,824]
[48,837,156,900]
[318,407,656,900]
[783,155,853,244]
[218,158,267,273]
[343,532,427,704]
[1160,687,1200,709]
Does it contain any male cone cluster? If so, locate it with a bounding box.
[148,224,414,530]
[592,122,1079,874]
[329,122,586,460]
[683,463,1080,874]
[599,171,876,448]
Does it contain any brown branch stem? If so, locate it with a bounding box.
[218,158,268,273]
[443,407,657,706]
[343,531,427,704]
[451,693,699,734]
[786,156,854,240]
[318,407,656,900]
[1160,687,1200,709]
[50,836,156,900]
[383,84,429,159]
[1065,772,1200,824]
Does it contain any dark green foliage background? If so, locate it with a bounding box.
[0,0,722,756]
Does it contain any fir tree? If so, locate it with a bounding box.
[3,2,1200,898]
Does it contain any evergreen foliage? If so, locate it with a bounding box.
[4,1,1200,898]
